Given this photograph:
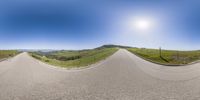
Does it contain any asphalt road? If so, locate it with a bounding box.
[1,49,200,100]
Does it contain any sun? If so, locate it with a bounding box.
[128,17,154,32]
[135,19,151,30]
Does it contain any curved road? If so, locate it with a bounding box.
[1,49,200,100]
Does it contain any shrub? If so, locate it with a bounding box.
[57,55,81,61]
[32,54,41,60]
[45,59,49,62]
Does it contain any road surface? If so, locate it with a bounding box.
[1,49,200,100]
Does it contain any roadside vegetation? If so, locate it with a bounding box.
[127,48,200,65]
[0,50,20,60]
[29,47,118,68]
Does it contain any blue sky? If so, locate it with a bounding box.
[0,0,200,50]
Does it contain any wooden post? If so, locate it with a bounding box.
[177,51,179,60]
[159,47,162,58]
[78,51,80,66]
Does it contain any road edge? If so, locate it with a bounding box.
[127,49,200,67]
[27,49,119,71]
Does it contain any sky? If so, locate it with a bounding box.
[0,0,200,50]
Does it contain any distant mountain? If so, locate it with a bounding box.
[17,45,133,52]
[95,44,132,49]
[18,49,56,52]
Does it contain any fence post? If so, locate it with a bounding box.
[78,51,80,66]
[177,51,179,61]
[159,47,162,58]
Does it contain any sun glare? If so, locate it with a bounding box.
[128,17,155,33]
[135,19,151,30]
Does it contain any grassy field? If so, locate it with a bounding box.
[0,50,20,60]
[29,48,118,68]
[127,48,200,65]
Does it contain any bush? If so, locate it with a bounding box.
[45,59,49,62]
[32,54,41,60]
[57,56,81,61]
